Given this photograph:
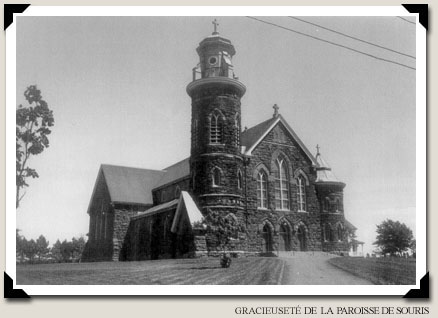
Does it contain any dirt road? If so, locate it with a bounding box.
[279,252,373,285]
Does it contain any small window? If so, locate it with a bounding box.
[323,197,330,212]
[212,168,221,187]
[209,56,217,65]
[174,186,181,198]
[337,224,344,241]
[237,170,243,189]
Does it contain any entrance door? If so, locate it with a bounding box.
[279,223,291,251]
[297,225,307,251]
[262,224,273,253]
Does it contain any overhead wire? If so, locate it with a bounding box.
[288,16,415,59]
[397,16,416,25]
[246,16,415,71]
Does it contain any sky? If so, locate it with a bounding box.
[14,15,417,254]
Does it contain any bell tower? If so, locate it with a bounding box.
[187,20,246,214]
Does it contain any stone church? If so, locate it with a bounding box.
[82,24,359,262]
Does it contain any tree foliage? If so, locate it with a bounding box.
[16,233,86,264]
[16,85,54,208]
[201,209,245,254]
[373,219,413,256]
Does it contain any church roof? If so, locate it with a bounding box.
[241,117,277,151]
[100,164,165,205]
[153,157,191,190]
[314,152,344,184]
[241,115,317,166]
[344,219,357,231]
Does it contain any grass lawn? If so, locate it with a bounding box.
[328,257,416,285]
[17,257,284,285]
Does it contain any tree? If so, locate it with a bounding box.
[373,219,413,256]
[60,239,74,262]
[23,239,38,263]
[71,236,86,262]
[35,235,50,261]
[410,239,416,258]
[51,240,64,263]
[16,85,54,208]
[200,209,245,267]
[16,229,26,263]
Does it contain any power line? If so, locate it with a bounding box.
[246,16,415,71]
[288,16,415,59]
[397,16,416,25]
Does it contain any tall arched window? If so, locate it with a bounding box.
[274,158,289,210]
[237,169,243,190]
[296,175,306,212]
[210,113,222,144]
[257,171,268,208]
[212,167,221,187]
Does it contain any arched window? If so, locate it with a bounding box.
[210,113,222,144]
[275,158,289,210]
[237,169,243,190]
[337,224,344,241]
[323,197,330,212]
[296,175,306,212]
[212,167,221,187]
[257,171,268,209]
[324,223,331,241]
[174,186,181,198]
[335,198,341,213]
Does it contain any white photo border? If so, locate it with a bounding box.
[6,5,426,296]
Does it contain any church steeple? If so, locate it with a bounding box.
[187,22,246,212]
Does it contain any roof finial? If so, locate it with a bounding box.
[316,144,320,156]
[212,19,219,35]
[273,104,279,118]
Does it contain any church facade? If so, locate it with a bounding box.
[82,25,357,262]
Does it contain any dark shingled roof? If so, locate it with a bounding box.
[153,157,191,189]
[101,164,165,205]
[241,117,277,150]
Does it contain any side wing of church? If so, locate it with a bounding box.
[82,24,359,262]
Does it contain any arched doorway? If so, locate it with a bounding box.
[262,224,273,253]
[297,224,307,251]
[279,222,292,251]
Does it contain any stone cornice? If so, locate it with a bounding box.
[186,77,246,97]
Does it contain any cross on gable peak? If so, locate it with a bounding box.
[273,104,279,118]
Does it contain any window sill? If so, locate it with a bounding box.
[257,207,269,211]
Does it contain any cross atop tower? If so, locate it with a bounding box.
[273,104,279,118]
[212,19,219,35]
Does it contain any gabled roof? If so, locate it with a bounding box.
[132,198,179,220]
[171,191,203,233]
[241,115,317,165]
[153,157,190,190]
[100,164,165,205]
[241,117,277,151]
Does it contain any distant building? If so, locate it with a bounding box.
[82,24,357,262]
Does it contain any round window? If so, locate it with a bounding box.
[209,57,217,65]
